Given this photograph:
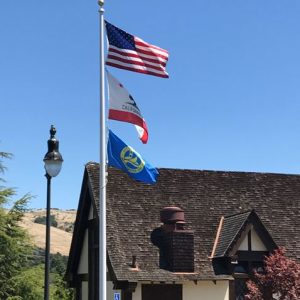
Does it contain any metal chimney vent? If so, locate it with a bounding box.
[160,206,185,224]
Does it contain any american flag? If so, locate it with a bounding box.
[105,21,169,78]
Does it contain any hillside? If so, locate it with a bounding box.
[19,209,76,256]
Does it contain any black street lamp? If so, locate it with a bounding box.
[43,125,63,300]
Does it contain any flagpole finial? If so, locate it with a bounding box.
[98,0,104,7]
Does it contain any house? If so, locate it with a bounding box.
[65,162,300,300]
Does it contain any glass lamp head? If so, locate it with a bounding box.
[43,125,63,177]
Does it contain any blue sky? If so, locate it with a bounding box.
[1,1,300,209]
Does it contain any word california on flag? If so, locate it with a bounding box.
[105,21,169,78]
[107,71,148,143]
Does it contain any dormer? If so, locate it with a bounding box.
[211,209,277,276]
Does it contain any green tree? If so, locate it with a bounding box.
[34,214,58,227]
[0,151,74,299]
[6,265,44,300]
[0,151,33,298]
[51,252,69,275]
[52,275,74,300]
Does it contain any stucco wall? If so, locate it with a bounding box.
[251,229,267,251]
[77,229,88,274]
[81,281,88,300]
[107,281,114,300]
[183,281,229,300]
[132,283,142,300]
[239,233,248,250]
[77,230,89,274]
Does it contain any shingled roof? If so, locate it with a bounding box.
[213,211,252,258]
[68,162,300,283]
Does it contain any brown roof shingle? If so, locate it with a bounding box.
[85,163,300,282]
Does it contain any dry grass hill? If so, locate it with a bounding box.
[19,209,76,256]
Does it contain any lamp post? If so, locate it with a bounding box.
[43,125,63,300]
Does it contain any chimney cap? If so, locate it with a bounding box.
[160,206,185,224]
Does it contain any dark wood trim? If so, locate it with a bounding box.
[233,273,249,279]
[141,284,182,300]
[73,273,89,282]
[237,250,269,261]
[114,281,137,293]
[88,218,98,230]
[122,290,133,300]
[112,281,137,300]
[88,217,99,300]
[79,273,89,281]
[248,231,252,251]
[75,284,82,300]
[228,280,235,300]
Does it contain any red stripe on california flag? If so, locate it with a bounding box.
[106,61,169,78]
[109,109,145,127]
[140,120,148,144]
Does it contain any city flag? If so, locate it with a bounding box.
[107,71,148,144]
[105,21,169,78]
[107,130,159,184]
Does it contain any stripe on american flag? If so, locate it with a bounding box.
[107,45,168,65]
[106,60,168,78]
[107,50,167,71]
[107,46,167,67]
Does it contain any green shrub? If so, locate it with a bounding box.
[34,215,58,227]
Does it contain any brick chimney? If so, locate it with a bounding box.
[159,207,194,272]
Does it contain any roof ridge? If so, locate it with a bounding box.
[224,210,253,219]
[85,163,300,177]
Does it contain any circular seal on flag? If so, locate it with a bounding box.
[120,146,145,173]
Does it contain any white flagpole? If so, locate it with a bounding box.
[98,1,106,300]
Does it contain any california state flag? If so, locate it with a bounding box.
[107,71,148,144]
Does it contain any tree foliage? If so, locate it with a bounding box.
[6,265,44,300]
[0,151,33,298]
[0,151,74,299]
[34,214,58,227]
[246,248,300,300]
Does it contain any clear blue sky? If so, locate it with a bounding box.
[1,1,300,209]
